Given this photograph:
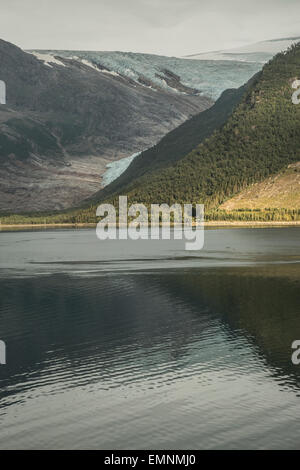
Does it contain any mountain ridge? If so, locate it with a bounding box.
[185,36,300,62]
[88,42,300,212]
[2,41,300,223]
[0,38,212,211]
[87,80,254,205]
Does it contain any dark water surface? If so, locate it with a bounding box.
[0,227,300,449]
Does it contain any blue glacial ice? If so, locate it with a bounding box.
[33,50,263,100]
[102,151,142,187]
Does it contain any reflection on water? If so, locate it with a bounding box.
[0,228,300,449]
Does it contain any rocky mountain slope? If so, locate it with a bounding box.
[0,39,212,212]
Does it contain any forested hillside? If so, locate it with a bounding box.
[94,43,300,209]
[90,82,250,203]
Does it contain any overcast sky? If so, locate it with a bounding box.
[1,0,300,56]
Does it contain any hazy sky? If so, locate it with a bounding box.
[1,0,300,56]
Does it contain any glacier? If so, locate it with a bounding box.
[30,37,300,100]
[28,38,297,186]
[102,151,142,187]
[31,50,262,101]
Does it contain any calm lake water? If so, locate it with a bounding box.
[0,227,300,449]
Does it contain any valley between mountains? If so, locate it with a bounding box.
[1,37,300,223]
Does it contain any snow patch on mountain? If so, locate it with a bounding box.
[29,51,66,68]
[185,37,300,63]
[80,59,120,76]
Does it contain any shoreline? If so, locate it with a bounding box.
[1,221,300,229]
